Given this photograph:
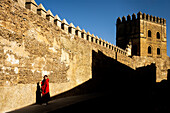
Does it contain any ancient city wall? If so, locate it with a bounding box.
[0,0,169,113]
[132,56,170,82]
[0,0,128,112]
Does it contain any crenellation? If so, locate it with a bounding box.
[95,36,99,44]
[117,12,165,25]
[112,44,116,51]
[86,31,91,42]
[99,38,103,45]
[81,29,86,33]
[46,10,54,23]
[37,4,47,18]
[54,15,62,28]
[122,16,126,22]
[127,15,131,21]
[160,18,163,24]
[16,0,119,50]
[17,0,169,69]
[139,12,164,25]
[81,29,87,40]
[132,13,136,20]
[14,0,166,59]
[146,14,150,21]
[108,43,112,49]
[110,45,113,50]
[91,34,95,43]
[75,26,82,37]
[157,17,160,23]
[163,18,166,25]
[86,32,90,41]
[25,0,38,13]
[142,13,146,20]
[117,17,121,24]
[137,11,142,19]
[116,47,119,53]
[69,23,75,28]
[104,39,107,46]
[153,16,157,23]
[150,15,153,21]
[106,41,109,48]
[102,39,106,47]
[68,23,75,35]
[114,47,117,52]
[61,19,69,32]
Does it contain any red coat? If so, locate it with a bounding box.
[41,78,49,96]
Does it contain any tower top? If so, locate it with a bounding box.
[117,11,166,25]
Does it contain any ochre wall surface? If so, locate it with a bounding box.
[0,0,169,113]
[0,0,123,112]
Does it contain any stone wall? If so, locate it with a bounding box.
[0,0,169,113]
[0,0,91,112]
[132,56,170,82]
[0,0,126,112]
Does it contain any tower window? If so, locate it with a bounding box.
[157,48,160,55]
[148,46,152,54]
[148,30,151,37]
[157,32,160,39]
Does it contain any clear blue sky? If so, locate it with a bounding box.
[35,0,170,57]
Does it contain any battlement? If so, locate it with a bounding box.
[15,0,127,56]
[117,11,166,25]
[1,1,169,113]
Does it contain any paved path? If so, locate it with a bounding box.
[7,93,102,113]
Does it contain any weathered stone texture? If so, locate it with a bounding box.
[132,56,170,82]
[0,0,169,113]
[0,1,93,112]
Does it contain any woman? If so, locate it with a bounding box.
[41,75,50,105]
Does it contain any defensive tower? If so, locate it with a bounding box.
[116,12,167,59]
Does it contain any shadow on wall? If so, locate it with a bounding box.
[91,50,156,112]
[151,69,170,112]
[49,50,157,112]
[36,82,41,104]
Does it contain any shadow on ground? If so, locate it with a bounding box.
[49,50,170,112]
[9,50,170,113]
